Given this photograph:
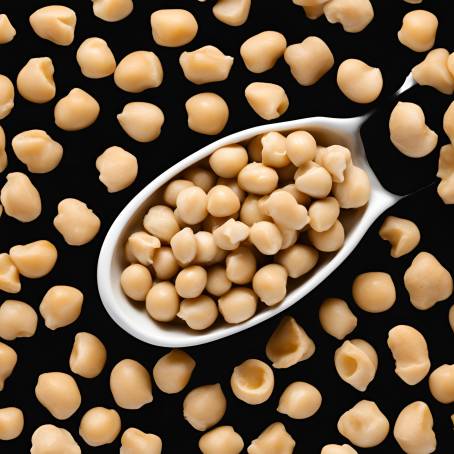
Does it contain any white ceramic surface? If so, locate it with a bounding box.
[97,75,415,347]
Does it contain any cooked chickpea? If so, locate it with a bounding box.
[170,227,197,266]
[333,164,370,208]
[144,205,180,243]
[295,162,332,198]
[193,231,219,264]
[213,0,251,26]
[0,407,23,440]
[352,272,396,313]
[29,5,76,46]
[175,186,208,226]
[437,144,454,204]
[225,247,256,285]
[248,422,295,454]
[31,424,81,453]
[17,57,56,103]
[153,349,195,394]
[0,74,14,119]
[268,191,309,230]
[308,197,339,232]
[238,163,279,195]
[219,287,257,323]
[240,195,270,225]
[121,428,162,454]
[199,426,244,454]
[0,254,20,293]
[184,167,217,193]
[206,265,232,296]
[175,266,207,299]
[240,31,286,73]
[178,295,218,330]
[209,145,248,178]
[260,132,289,168]
[317,145,352,183]
[286,131,317,166]
[379,216,421,258]
[151,9,198,47]
[35,372,81,420]
[398,10,438,52]
[389,102,438,158]
[0,125,6,172]
[207,185,240,218]
[180,45,234,84]
[308,220,345,252]
[213,218,249,250]
[244,82,289,120]
[321,444,358,454]
[54,198,100,245]
[79,407,121,447]
[186,93,229,135]
[301,4,326,20]
[70,332,106,379]
[117,102,164,142]
[323,0,374,33]
[275,244,318,278]
[277,382,322,419]
[121,264,152,301]
[0,342,16,391]
[114,51,163,93]
[92,0,133,22]
[284,36,334,85]
[12,129,63,174]
[404,252,453,310]
[76,37,116,79]
[0,300,37,340]
[249,222,283,256]
[152,247,180,280]
[266,316,315,368]
[0,15,15,44]
[146,281,180,322]
[387,324,430,385]
[393,401,436,454]
[1,172,41,222]
[428,364,454,404]
[163,180,194,207]
[319,298,357,340]
[9,240,57,278]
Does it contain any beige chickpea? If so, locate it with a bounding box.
[225,247,256,284]
[238,163,279,195]
[92,0,133,22]
[308,220,345,252]
[151,9,198,47]
[389,102,438,158]
[54,88,99,131]
[387,325,430,385]
[126,232,160,265]
[35,372,81,420]
[319,298,357,340]
[9,240,57,278]
[120,428,162,454]
[217,179,245,204]
[249,222,282,256]
[178,295,218,330]
[79,407,121,447]
[29,5,76,46]
[206,265,232,296]
[437,144,454,204]
[1,172,41,222]
[180,46,234,85]
[121,264,152,301]
[338,400,389,448]
[284,36,334,86]
[248,422,295,454]
[153,349,195,394]
[323,0,374,33]
[54,198,100,245]
[275,244,318,278]
[0,342,16,391]
[335,339,378,391]
[398,10,438,53]
[183,383,226,431]
[240,195,270,226]
[117,102,164,142]
[333,165,370,208]
[144,205,180,243]
[244,82,289,120]
[266,316,315,368]
[183,167,217,193]
[185,93,229,135]
[12,129,63,174]
[207,185,240,218]
[240,31,286,73]
[114,51,163,93]
[0,74,14,120]
[70,332,106,379]
[0,254,20,294]
[321,444,358,454]
[31,424,81,454]
[213,0,251,26]
[146,281,180,322]
[316,145,352,183]
[170,227,197,266]
[209,145,248,178]
[110,359,153,409]
[404,252,453,310]
[429,364,454,404]
[308,197,340,232]
[379,216,420,258]
[176,186,208,226]
[175,264,207,298]
[17,57,56,104]
[0,300,37,340]
[352,272,396,313]
[267,192,309,231]
[295,162,332,198]
[76,37,116,79]
[261,132,289,168]
[393,401,436,454]
[194,231,220,264]
[0,15,16,44]
[286,131,317,166]
[199,426,244,454]
[277,382,322,419]
[163,180,194,207]
[213,218,249,250]
[219,287,257,324]
[152,247,180,280]
[247,134,265,162]
[0,407,23,440]
[0,125,6,172]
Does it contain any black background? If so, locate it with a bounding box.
[1,0,453,452]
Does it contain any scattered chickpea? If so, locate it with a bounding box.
[0,74,14,120]
[319,298,357,340]
[0,15,15,44]
[31,424,81,453]
[76,37,116,79]
[153,349,195,394]
[117,102,164,142]
[0,125,6,172]
[352,272,396,313]
[212,0,251,26]
[428,364,454,404]
[69,332,107,379]
[150,9,198,47]
[398,10,438,52]
[321,445,358,454]
[437,144,454,204]
[323,0,374,33]
[0,300,38,340]
[185,93,229,135]
[79,407,121,447]
[245,82,289,120]
[92,0,133,22]
[248,422,295,454]
[17,57,56,103]
[277,382,322,419]
[120,428,162,454]
[0,254,21,294]
[0,342,17,391]
[0,407,23,441]
[379,216,420,258]
[199,426,244,454]
[9,240,57,278]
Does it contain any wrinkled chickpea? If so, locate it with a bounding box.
[352,272,396,313]
[245,82,289,120]
[17,57,56,104]
[398,10,438,52]
[79,407,121,447]
[120,428,162,454]
[117,102,164,142]
[186,93,229,135]
[70,332,106,379]
[0,15,15,44]
[77,37,116,79]
[9,240,57,278]
[248,422,295,454]
[0,300,37,340]
[31,424,81,454]
[92,0,133,22]
[199,426,244,454]
[150,9,198,47]
[0,74,14,119]
[277,381,322,419]
[0,407,23,441]
[323,0,374,33]
[0,342,17,391]
[178,295,218,330]
[379,216,420,258]
[319,298,357,340]
[153,349,195,394]
[213,0,251,26]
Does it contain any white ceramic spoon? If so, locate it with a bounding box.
[97,74,416,347]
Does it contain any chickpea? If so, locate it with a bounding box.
[308,197,339,233]
[176,186,208,225]
[286,131,317,166]
[219,287,257,323]
[0,125,6,172]
[144,205,180,243]
[284,37,334,85]
[225,247,256,285]
[319,298,357,340]
[121,264,152,301]
[277,382,322,419]
[92,0,133,22]
[213,218,249,250]
[35,372,81,420]
[76,37,116,79]
[248,422,295,454]
[267,190,309,230]
[379,216,420,258]
[308,220,345,252]
[9,240,57,278]
[183,384,227,431]
[0,300,37,340]
[333,165,370,208]
[429,364,454,404]
[444,101,454,144]
[170,227,197,266]
[302,4,326,20]
[209,145,248,178]
[31,424,81,453]
[117,102,164,142]
[244,82,289,120]
[1,172,41,222]
[153,349,195,394]
[212,0,251,26]
[79,407,121,447]
[398,10,438,52]
[249,222,283,256]
[186,93,229,135]
[70,332,107,379]
[238,163,279,195]
[317,145,352,183]
[121,428,162,454]
[0,15,15,44]
[321,445,358,454]
[151,9,198,47]
[352,272,396,313]
[0,74,14,119]
[260,132,289,168]
[178,295,218,330]
[17,57,56,104]
[0,407,23,441]
[275,244,318,278]
[29,5,76,46]
[146,281,180,322]
[183,167,217,193]
[206,185,240,218]
[180,46,234,85]
[295,161,332,198]
[0,254,20,294]
[199,426,244,454]
[114,51,163,93]
[266,316,315,368]
[152,247,180,280]
[437,144,454,204]
[404,252,453,310]
[194,231,220,264]
[163,180,194,207]
[240,31,286,73]
[175,266,207,299]
[240,195,270,226]
[323,0,374,33]
[0,342,17,391]
[206,265,232,296]
[12,129,63,173]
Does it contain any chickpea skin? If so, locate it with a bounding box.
[212,0,251,26]
[323,0,374,33]
[31,424,81,454]
[121,264,152,301]
[209,145,248,178]
[429,364,454,404]
[0,407,23,440]
[379,216,420,258]
[9,240,57,278]
[275,244,319,278]
[70,332,107,379]
[117,102,164,142]
[146,281,180,322]
[398,10,438,53]
[17,57,56,103]
[0,15,16,44]
[0,74,14,119]
[153,349,195,394]
[245,82,289,120]
[248,422,295,454]
[0,342,17,391]
[79,407,121,447]
[277,382,322,419]
[92,0,133,22]
[76,37,116,79]
[120,428,162,454]
[199,426,244,454]
[0,254,21,294]
[186,93,229,135]
[0,300,37,340]
[319,298,357,340]
[150,9,198,47]
[352,272,396,313]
